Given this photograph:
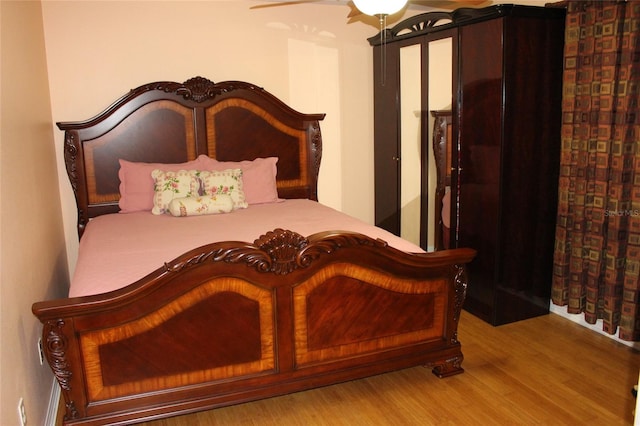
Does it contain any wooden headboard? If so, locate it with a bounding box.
[57,77,326,236]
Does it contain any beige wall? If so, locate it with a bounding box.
[41,0,403,275]
[0,1,69,425]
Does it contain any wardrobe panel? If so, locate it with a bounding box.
[458,17,505,322]
[457,9,565,325]
[373,46,401,235]
[495,13,564,324]
[373,29,455,251]
[428,37,454,251]
[400,44,423,246]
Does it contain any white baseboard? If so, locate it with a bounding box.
[44,379,61,426]
[549,303,639,349]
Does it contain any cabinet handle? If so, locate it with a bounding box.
[393,156,400,161]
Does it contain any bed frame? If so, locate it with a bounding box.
[32,77,476,425]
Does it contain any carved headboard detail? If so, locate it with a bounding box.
[57,77,326,236]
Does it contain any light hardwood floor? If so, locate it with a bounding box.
[59,311,640,425]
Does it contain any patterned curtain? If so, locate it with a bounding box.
[552,0,640,341]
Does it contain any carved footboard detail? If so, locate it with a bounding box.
[33,230,475,425]
[165,228,384,275]
[43,319,80,421]
[451,264,469,345]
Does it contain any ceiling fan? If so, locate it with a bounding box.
[250,0,490,20]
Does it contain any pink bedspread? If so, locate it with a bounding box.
[71,199,424,297]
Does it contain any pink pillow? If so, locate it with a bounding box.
[197,155,280,205]
[118,159,200,213]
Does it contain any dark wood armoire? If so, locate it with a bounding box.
[370,4,566,325]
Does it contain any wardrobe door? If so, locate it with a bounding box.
[496,11,564,324]
[373,45,401,236]
[373,38,426,248]
[374,31,456,251]
[458,9,565,325]
[426,33,456,251]
[458,17,504,323]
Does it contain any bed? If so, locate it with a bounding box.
[32,76,476,425]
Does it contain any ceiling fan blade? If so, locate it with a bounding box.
[346,1,363,18]
[249,0,489,23]
[409,0,490,10]
[250,1,322,10]
[251,0,365,22]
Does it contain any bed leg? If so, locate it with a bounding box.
[431,354,464,378]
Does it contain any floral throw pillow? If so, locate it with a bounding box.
[118,158,200,213]
[168,195,234,217]
[199,169,248,210]
[151,169,200,215]
[196,156,280,204]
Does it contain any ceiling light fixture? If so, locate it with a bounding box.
[352,0,408,17]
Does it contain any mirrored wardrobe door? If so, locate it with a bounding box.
[399,43,422,247]
[374,28,456,252]
[426,35,454,251]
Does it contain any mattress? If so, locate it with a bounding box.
[71,199,424,297]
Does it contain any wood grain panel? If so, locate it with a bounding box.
[84,101,196,204]
[293,263,446,366]
[205,99,308,190]
[80,278,275,401]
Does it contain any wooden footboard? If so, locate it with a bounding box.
[33,229,475,425]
